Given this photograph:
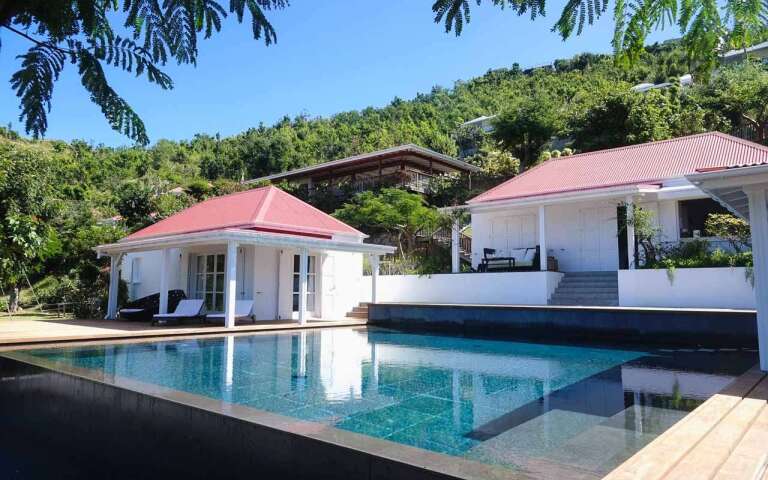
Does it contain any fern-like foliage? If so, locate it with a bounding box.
[9,45,67,139]
[431,0,767,79]
[432,0,546,36]
[2,0,288,144]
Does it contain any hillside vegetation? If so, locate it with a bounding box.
[1,41,767,315]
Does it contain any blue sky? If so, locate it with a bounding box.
[0,1,677,147]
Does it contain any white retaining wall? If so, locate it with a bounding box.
[360,271,564,305]
[618,267,755,309]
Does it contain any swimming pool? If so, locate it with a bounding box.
[18,327,757,478]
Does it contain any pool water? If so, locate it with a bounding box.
[25,328,756,477]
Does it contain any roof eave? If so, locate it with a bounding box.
[96,229,395,256]
[244,145,479,184]
[466,183,662,211]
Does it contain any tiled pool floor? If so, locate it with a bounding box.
[22,327,757,478]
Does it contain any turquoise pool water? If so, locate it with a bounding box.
[25,328,756,476]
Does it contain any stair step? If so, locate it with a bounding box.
[347,311,368,318]
[551,289,619,295]
[555,283,618,288]
[553,289,618,297]
[549,298,619,306]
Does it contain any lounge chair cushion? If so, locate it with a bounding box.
[206,300,254,319]
[153,299,204,318]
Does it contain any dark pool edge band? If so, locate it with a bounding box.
[0,351,518,480]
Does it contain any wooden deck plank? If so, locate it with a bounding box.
[603,367,765,480]
[714,405,768,480]
[663,378,768,480]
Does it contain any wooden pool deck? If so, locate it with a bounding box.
[0,317,366,349]
[605,364,768,480]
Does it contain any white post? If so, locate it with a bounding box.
[626,195,636,270]
[538,205,548,271]
[298,248,309,325]
[158,249,170,314]
[746,187,768,371]
[369,254,380,304]
[225,241,238,328]
[451,217,460,273]
[105,253,123,319]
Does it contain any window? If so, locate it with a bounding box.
[195,253,226,311]
[292,254,316,313]
[678,199,729,238]
[130,257,141,299]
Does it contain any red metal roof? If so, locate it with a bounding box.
[469,132,768,204]
[125,186,363,241]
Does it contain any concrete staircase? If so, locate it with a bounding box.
[346,303,369,320]
[548,271,619,306]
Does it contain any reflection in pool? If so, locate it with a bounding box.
[27,327,756,478]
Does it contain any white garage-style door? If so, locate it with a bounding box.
[578,207,619,271]
[489,215,537,255]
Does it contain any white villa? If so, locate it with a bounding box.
[96,186,394,326]
[369,133,768,310]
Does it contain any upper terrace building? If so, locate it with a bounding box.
[245,144,481,194]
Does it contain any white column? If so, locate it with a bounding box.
[538,205,548,271]
[451,218,460,273]
[369,254,380,304]
[224,241,238,328]
[747,187,768,371]
[298,248,309,325]
[626,195,636,270]
[158,248,170,314]
[105,253,123,319]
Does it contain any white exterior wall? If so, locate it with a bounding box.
[121,249,183,300]
[121,245,364,319]
[471,197,687,272]
[619,268,755,309]
[360,271,564,305]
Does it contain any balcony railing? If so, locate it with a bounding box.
[350,170,435,193]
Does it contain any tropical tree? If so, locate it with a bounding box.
[334,188,441,255]
[693,62,768,144]
[492,95,562,169]
[430,0,768,78]
[1,1,287,144]
[0,140,59,305]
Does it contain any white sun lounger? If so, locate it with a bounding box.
[152,299,204,325]
[205,300,254,324]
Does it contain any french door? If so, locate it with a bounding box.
[195,253,226,312]
[292,254,316,313]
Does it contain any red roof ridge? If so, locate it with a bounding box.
[269,187,366,237]
[542,131,762,163]
[253,185,277,222]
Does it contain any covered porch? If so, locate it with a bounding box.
[98,230,393,328]
[458,184,668,274]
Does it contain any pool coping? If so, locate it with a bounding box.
[1,339,523,480]
[0,318,367,348]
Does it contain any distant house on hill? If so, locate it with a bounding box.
[720,41,768,65]
[244,145,480,194]
[461,115,497,133]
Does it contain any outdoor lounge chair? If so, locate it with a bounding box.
[151,299,205,326]
[119,290,186,322]
[205,300,255,324]
[479,246,540,272]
